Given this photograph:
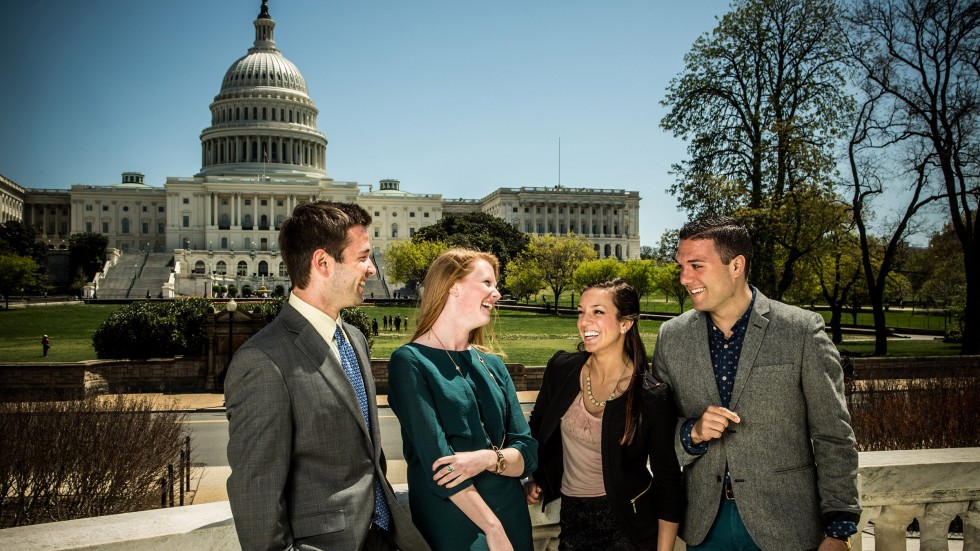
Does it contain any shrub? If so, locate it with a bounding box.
[92,298,211,359]
[847,376,980,451]
[0,396,189,528]
[943,329,963,343]
[341,306,374,349]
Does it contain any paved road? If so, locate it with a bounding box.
[183,404,535,468]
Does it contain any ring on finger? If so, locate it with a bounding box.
[446,465,455,473]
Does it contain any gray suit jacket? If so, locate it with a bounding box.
[653,291,860,551]
[225,303,430,551]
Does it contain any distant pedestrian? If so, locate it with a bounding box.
[383,315,389,331]
[372,317,379,336]
[394,315,401,332]
[146,289,151,299]
[41,335,50,357]
[404,316,410,330]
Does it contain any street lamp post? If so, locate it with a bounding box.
[226,298,238,371]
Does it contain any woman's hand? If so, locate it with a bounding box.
[432,450,495,488]
[523,480,542,504]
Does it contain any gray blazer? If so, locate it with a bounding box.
[225,303,429,551]
[653,291,860,551]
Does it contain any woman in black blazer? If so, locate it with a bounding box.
[524,278,683,550]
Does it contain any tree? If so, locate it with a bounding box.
[572,258,622,291]
[504,256,545,304]
[0,221,47,264]
[618,260,657,302]
[651,263,689,313]
[919,221,969,332]
[639,246,655,260]
[844,0,980,354]
[68,233,109,282]
[413,212,530,284]
[384,240,450,287]
[660,0,851,297]
[802,228,864,343]
[513,234,596,313]
[0,254,40,310]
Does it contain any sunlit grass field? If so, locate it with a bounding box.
[0,304,123,362]
[0,301,957,365]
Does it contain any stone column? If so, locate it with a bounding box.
[964,500,980,551]
[875,504,924,551]
[920,501,964,551]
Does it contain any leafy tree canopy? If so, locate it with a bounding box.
[413,212,530,284]
[512,234,596,313]
[0,221,47,266]
[0,254,40,309]
[68,233,109,281]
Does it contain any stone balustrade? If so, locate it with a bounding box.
[0,448,976,551]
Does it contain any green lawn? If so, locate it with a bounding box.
[0,302,957,366]
[0,304,123,362]
[363,306,661,366]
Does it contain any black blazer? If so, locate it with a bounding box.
[528,350,684,545]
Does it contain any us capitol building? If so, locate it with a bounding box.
[2,1,641,297]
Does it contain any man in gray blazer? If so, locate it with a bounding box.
[653,216,860,551]
[225,201,429,551]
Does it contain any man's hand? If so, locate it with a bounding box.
[523,480,542,504]
[817,536,851,550]
[691,405,740,445]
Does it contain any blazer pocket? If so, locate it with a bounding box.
[291,509,346,538]
[754,363,796,373]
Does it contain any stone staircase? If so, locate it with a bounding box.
[97,252,174,299]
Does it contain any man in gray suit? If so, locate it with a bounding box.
[225,201,429,551]
[653,216,860,551]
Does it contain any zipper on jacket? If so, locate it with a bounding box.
[629,480,653,513]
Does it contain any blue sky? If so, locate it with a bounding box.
[0,0,735,247]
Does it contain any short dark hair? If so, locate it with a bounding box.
[278,201,372,289]
[679,216,753,272]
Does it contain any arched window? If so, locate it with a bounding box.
[391,223,398,238]
[121,218,130,234]
[216,261,227,275]
[258,261,269,276]
[279,262,288,277]
[260,214,269,229]
[194,261,206,274]
[275,214,285,229]
[237,261,248,276]
[243,214,253,229]
[615,244,623,260]
[604,244,612,258]
[220,213,230,229]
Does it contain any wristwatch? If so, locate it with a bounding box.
[492,447,507,474]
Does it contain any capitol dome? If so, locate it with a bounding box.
[220,50,308,95]
[198,0,328,179]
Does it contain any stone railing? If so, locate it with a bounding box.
[1,448,977,550]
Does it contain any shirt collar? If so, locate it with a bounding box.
[707,286,757,340]
[288,292,341,346]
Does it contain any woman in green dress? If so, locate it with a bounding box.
[388,248,538,551]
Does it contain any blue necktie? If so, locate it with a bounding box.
[334,325,391,531]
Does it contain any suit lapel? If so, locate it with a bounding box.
[730,293,770,409]
[282,305,372,440]
[687,311,723,405]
